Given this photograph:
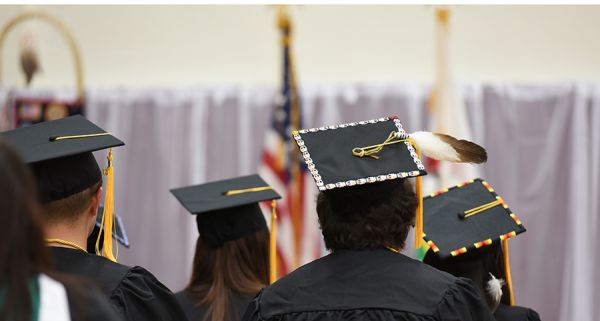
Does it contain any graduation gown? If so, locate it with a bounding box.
[50,247,188,321]
[62,277,124,321]
[495,303,541,321]
[242,248,495,321]
[176,291,254,321]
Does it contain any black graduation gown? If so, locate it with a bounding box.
[176,291,254,321]
[62,278,124,321]
[495,303,541,321]
[242,248,495,321]
[50,247,188,321]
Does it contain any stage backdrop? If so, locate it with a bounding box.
[1,83,598,321]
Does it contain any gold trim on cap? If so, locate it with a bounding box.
[224,186,274,196]
[49,132,111,141]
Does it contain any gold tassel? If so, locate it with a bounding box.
[502,239,515,305]
[410,138,424,249]
[414,175,423,248]
[96,148,117,262]
[269,200,278,284]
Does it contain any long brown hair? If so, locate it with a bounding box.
[184,229,270,321]
[0,138,49,321]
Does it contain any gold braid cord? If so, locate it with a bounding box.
[352,131,409,159]
[224,186,274,196]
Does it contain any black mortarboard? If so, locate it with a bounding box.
[292,116,426,191]
[422,178,526,259]
[1,115,124,203]
[87,206,130,253]
[1,115,124,262]
[292,116,428,248]
[423,178,526,305]
[170,174,281,248]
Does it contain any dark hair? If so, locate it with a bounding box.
[0,138,49,321]
[423,244,511,309]
[316,179,417,251]
[42,181,101,224]
[184,229,270,321]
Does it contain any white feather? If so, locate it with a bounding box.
[486,273,505,311]
[409,131,460,162]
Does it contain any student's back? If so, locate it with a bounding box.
[247,248,491,321]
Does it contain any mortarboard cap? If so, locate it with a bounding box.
[171,174,281,216]
[292,116,428,248]
[1,115,124,262]
[1,115,124,202]
[292,116,426,191]
[423,178,526,259]
[423,178,526,304]
[87,206,130,253]
[171,174,281,283]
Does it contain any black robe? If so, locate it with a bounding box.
[62,277,124,321]
[176,291,254,321]
[242,248,495,321]
[495,304,541,321]
[50,247,188,321]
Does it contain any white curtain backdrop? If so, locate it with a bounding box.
[2,83,598,321]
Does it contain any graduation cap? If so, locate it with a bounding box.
[292,116,487,247]
[171,174,281,283]
[87,206,130,253]
[422,178,526,305]
[1,115,124,262]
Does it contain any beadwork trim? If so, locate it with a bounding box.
[423,178,525,258]
[292,116,425,191]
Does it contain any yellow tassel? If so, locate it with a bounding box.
[408,138,424,249]
[502,239,515,305]
[414,175,423,248]
[269,200,278,284]
[96,148,117,262]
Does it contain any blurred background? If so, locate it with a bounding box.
[1,5,599,321]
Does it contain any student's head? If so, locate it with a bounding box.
[0,138,49,321]
[316,179,417,251]
[32,154,103,234]
[172,174,279,321]
[423,244,510,311]
[186,206,270,321]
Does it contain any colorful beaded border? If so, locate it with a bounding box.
[292,116,425,191]
[423,178,525,257]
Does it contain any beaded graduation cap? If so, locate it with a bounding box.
[292,116,487,248]
[423,178,527,305]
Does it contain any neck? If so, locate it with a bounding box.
[44,220,90,251]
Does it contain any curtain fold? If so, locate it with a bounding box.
[1,83,598,321]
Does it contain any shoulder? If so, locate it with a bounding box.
[49,248,132,294]
[59,275,124,321]
[110,266,189,321]
[256,249,464,319]
[495,304,541,321]
[174,291,207,321]
[434,278,496,321]
[111,265,173,299]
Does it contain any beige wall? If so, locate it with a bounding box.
[1,5,599,89]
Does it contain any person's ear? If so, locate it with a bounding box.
[89,186,102,218]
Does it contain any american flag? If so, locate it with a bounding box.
[259,8,324,277]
